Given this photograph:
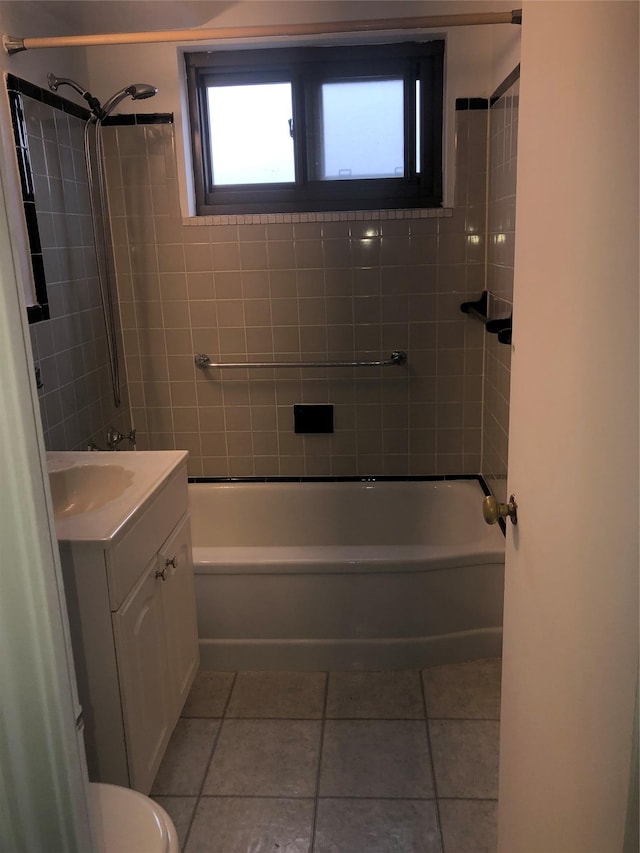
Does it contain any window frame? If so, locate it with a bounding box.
[186,41,444,215]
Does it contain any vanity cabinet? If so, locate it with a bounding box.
[59,458,199,795]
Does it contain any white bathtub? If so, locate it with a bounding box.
[189,478,505,670]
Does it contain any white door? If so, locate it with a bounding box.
[0,101,94,849]
[498,3,639,852]
[159,513,200,716]
[113,558,173,794]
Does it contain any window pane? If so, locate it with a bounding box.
[207,83,294,185]
[318,79,404,180]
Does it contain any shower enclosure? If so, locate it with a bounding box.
[47,73,157,408]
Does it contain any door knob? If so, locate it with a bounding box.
[483,494,518,526]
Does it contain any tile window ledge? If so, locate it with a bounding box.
[183,208,454,228]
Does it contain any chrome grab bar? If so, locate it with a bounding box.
[194,351,407,370]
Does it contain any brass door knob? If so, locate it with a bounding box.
[483,494,518,525]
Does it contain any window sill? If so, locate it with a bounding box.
[182,207,453,227]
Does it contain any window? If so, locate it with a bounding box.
[186,41,444,215]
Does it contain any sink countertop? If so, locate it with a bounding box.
[47,450,188,544]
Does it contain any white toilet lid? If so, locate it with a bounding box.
[90,782,179,853]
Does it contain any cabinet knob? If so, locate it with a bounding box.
[165,556,177,569]
[155,568,167,581]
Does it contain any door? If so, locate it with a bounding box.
[159,513,200,717]
[498,3,639,852]
[113,557,173,794]
[0,99,94,851]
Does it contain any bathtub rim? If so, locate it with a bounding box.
[192,544,505,574]
[188,473,507,538]
[188,472,495,489]
[189,475,506,572]
[188,474,507,554]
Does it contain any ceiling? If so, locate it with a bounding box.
[1,1,515,37]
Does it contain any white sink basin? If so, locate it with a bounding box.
[49,464,134,517]
[46,451,188,542]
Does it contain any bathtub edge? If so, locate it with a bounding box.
[197,628,503,671]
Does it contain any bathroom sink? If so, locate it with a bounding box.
[49,464,134,517]
[46,450,188,542]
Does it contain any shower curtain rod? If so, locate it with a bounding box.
[3,9,521,55]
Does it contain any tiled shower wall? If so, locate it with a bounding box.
[482,73,519,502]
[16,83,505,478]
[20,93,132,451]
[104,110,488,479]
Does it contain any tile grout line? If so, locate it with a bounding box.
[185,714,430,721]
[436,796,499,802]
[421,668,446,853]
[428,715,501,722]
[309,671,330,853]
[196,793,443,801]
[181,670,238,852]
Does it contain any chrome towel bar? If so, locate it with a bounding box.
[195,351,407,370]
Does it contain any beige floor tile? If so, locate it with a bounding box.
[314,798,442,853]
[151,718,220,796]
[423,659,502,720]
[184,796,314,853]
[181,670,236,717]
[429,720,500,798]
[438,799,498,853]
[319,719,435,798]
[226,670,326,718]
[203,719,321,796]
[326,670,425,719]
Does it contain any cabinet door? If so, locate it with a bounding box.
[158,513,199,720]
[112,559,172,794]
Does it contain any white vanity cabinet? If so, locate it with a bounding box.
[57,453,199,795]
[158,515,200,712]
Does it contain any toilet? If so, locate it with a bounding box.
[90,782,180,853]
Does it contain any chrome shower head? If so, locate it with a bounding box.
[130,83,157,101]
[101,83,157,118]
[47,73,157,121]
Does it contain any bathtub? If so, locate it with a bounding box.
[189,478,505,670]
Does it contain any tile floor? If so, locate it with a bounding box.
[151,659,501,853]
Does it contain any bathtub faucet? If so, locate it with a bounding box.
[106,427,136,451]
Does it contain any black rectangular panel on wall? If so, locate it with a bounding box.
[294,404,334,434]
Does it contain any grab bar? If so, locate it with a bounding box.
[195,351,407,370]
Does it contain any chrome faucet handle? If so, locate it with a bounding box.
[106,427,124,450]
[107,427,136,450]
[106,427,137,450]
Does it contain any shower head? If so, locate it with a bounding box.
[130,83,157,101]
[47,73,157,121]
[101,83,158,118]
